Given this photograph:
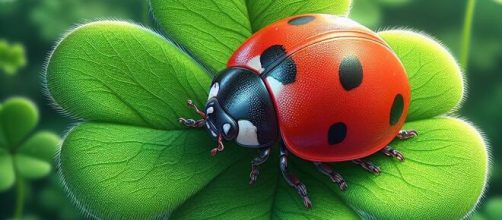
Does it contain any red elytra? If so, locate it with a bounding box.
[227,14,410,162]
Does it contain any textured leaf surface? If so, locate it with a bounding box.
[59,123,246,218]
[171,152,359,219]
[327,118,488,219]
[379,30,464,121]
[46,21,211,130]
[59,119,486,219]
[150,0,352,71]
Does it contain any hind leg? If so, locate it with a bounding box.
[353,129,418,173]
[383,129,418,161]
[279,141,312,208]
[313,162,348,191]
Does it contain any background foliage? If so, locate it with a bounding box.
[0,0,500,219]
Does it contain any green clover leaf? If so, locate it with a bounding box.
[0,39,27,76]
[45,1,488,219]
[0,98,61,191]
[150,0,352,72]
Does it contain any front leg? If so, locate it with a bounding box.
[249,147,271,185]
[279,142,312,208]
[178,118,205,128]
[178,100,207,128]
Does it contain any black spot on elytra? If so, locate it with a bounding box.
[390,94,404,125]
[339,56,363,91]
[288,15,315,25]
[260,45,287,69]
[328,123,347,145]
[261,45,297,84]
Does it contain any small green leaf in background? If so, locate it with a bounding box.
[38,176,84,220]
[0,97,61,191]
[485,198,502,220]
[470,197,502,220]
[44,0,488,219]
[376,0,411,7]
[30,0,130,41]
[0,39,27,76]
[350,0,382,29]
[471,213,487,220]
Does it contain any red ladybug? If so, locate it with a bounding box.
[179,14,417,208]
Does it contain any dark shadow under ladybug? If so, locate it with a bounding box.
[178,14,418,208]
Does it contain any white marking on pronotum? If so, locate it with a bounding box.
[266,76,284,95]
[223,123,231,135]
[236,120,259,146]
[206,107,214,114]
[208,82,219,100]
[247,56,265,73]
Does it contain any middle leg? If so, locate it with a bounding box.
[279,141,312,208]
[249,147,271,185]
[313,162,348,191]
[352,159,381,175]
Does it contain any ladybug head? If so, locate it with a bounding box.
[179,67,279,155]
[207,67,279,147]
[204,97,238,141]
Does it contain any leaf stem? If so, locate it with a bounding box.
[14,177,25,219]
[460,0,477,70]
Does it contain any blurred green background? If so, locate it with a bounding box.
[0,0,500,219]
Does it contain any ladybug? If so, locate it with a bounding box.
[179,14,417,208]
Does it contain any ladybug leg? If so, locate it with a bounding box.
[210,134,225,156]
[313,162,348,191]
[352,159,381,175]
[186,99,207,119]
[178,100,207,128]
[397,129,418,140]
[178,118,205,128]
[280,142,312,208]
[382,146,405,161]
[249,147,271,185]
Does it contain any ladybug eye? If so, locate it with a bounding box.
[208,82,219,100]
